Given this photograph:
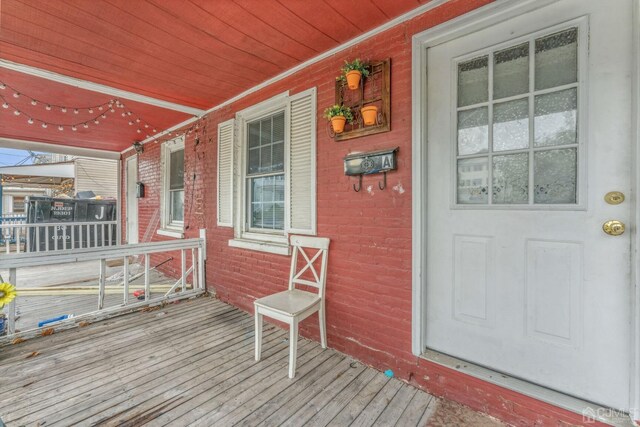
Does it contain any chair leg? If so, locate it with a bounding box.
[319,303,327,349]
[255,310,263,361]
[288,320,299,379]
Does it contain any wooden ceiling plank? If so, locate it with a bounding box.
[71,0,277,79]
[191,0,319,61]
[233,0,338,52]
[0,138,122,159]
[321,0,389,31]
[370,0,423,18]
[146,0,297,70]
[1,25,225,106]
[275,0,362,43]
[108,0,286,74]
[2,7,250,96]
[0,46,224,110]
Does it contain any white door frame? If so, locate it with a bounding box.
[125,156,139,244]
[410,0,640,420]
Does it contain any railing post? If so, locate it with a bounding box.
[123,256,129,305]
[181,249,186,292]
[98,258,106,310]
[191,248,197,289]
[8,267,16,334]
[198,229,206,290]
[144,254,150,301]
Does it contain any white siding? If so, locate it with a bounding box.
[74,157,118,198]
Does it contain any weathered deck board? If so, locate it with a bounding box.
[0,296,438,426]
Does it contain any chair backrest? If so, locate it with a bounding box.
[288,235,330,298]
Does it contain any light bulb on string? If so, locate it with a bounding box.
[88,108,93,113]
[27,118,34,124]
[121,112,126,117]
[13,92,19,98]
[152,128,157,133]
[31,100,37,106]
[127,111,132,116]
[71,125,77,131]
[101,114,107,119]
[94,119,100,124]
[2,102,8,109]
[98,106,103,111]
[74,109,79,114]
[144,124,149,128]
[46,105,52,111]
[137,129,141,133]
[128,121,133,125]
[0,83,5,89]
[83,123,89,129]
[13,110,20,116]
[110,108,115,113]
[58,125,64,131]
[61,107,67,113]
[135,118,140,123]
[42,123,48,128]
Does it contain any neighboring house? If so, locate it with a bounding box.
[0,157,118,215]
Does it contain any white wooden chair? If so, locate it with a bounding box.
[254,235,330,378]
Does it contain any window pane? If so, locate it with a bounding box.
[534,148,577,204]
[247,112,285,175]
[458,56,488,107]
[535,28,578,90]
[494,43,529,99]
[493,99,529,151]
[248,122,260,148]
[169,149,184,190]
[492,154,528,204]
[250,175,285,229]
[458,107,489,155]
[534,88,577,147]
[457,157,488,204]
[273,112,285,142]
[170,190,184,222]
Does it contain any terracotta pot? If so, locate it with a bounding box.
[330,116,347,133]
[345,70,362,90]
[361,105,378,126]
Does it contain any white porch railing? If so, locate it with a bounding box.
[0,221,118,254]
[0,229,206,337]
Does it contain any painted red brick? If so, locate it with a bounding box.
[121,0,604,425]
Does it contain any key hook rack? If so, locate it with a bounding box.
[344,147,398,193]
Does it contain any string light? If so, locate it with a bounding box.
[0,81,159,135]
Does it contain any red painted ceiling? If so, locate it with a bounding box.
[0,0,428,153]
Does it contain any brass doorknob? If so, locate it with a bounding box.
[603,220,625,236]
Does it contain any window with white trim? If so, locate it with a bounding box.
[159,136,185,237]
[218,89,317,255]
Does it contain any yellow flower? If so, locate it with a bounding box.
[0,282,17,308]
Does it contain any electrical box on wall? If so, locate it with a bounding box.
[136,182,145,198]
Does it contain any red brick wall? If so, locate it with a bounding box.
[121,1,594,425]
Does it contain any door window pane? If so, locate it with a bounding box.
[457,158,488,204]
[493,43,529,99]
[535,28,578,90]
[534,88,577,147]
[458,56,488,107]
[534,148,577,204]
[492,154,528,204]
[493,99,529,151]
[458,107,489,155]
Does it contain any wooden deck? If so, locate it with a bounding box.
[0,296,441,426]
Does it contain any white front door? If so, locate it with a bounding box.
[126,156,139,244]
[425,0,633,410]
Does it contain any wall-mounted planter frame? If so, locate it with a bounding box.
[333,59,391,141]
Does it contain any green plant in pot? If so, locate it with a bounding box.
[324,104,353,134]
[341,59,370,90]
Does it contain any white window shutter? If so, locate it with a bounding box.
[217,119,234,227]
[286,87,317,235]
